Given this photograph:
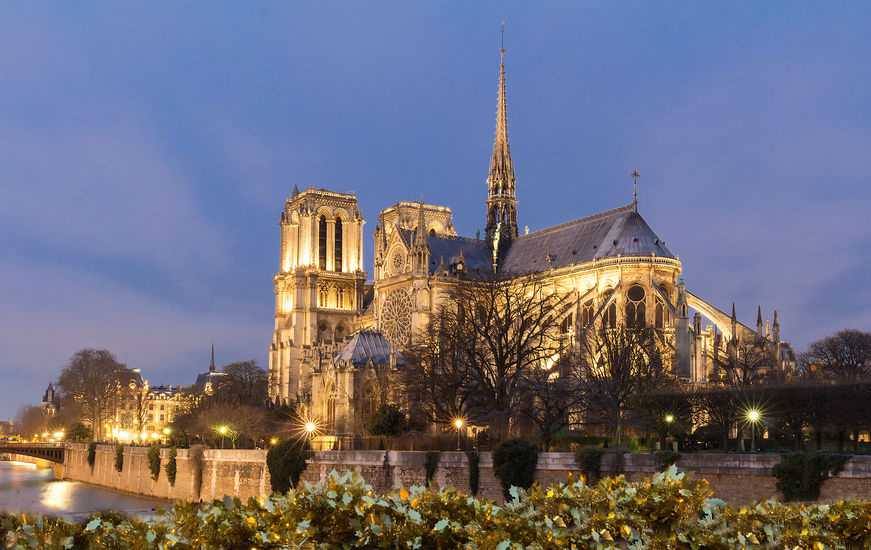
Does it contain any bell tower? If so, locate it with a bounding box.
[485,36,518,257]
[269,187,366,405]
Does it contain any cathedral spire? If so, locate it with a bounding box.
[210,342,215,373]
[485,27,518,251]
[416,196,427,242]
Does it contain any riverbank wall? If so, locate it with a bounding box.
[61,445,871,505]
[63,443,270,502]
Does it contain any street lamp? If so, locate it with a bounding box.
[747,410,760,453]
[664,415,674,449]
[219,425,228,449]
[454,418,464,451]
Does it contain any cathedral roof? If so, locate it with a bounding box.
[426,236,492,276]
[500,204,675,273]
[334,331,393,366]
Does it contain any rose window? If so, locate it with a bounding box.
[381,289,413,348]
[389,248,406,276]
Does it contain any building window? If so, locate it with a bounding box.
[160,404,165,411]
[560,312,573,334]
[336,287,344,309]
[319,286,329,308]
[334,217,342,272]
[625,285,646,328]
[581,300,594,329]
[319,215,327,270]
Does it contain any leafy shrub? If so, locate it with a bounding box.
[620,435,642,451]
[773,452,850,501]
[266,438,309,493]
[9,468,871,548]
[466,451,479,496]
[147,444,161,481]
[87,442,98,468]
[574,446,604,483]
[113,444,124,473]
[425,451,440,486]
[654,449,680,472]
[65,422,92,442]
[164,447,177,486]
[367,403,407,440]
[492,437,539,500]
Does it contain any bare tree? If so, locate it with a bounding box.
[405,273,571,436]
[191,401,270,448]
[518,349,585,450]
[215,360,269,407]
[710,340,775,388]
[576,324,672,445]
[57,349,125,441]
[802,329,871,381]
[14,405,46,439]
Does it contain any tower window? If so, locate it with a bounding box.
[334,217,343,272]
[318,216,327,270]
[655,301,664,329]
[581,300,594,329]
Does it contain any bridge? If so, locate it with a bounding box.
[0,443,64,463]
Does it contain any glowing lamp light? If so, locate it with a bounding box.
[305,422,316,434]
[219,426,228,435]
[163,427,171,435]
[748,410,760,422]
[454,418,464,429]
[665,415,674,424]
[270,438,278,445]
[53,431,64,439]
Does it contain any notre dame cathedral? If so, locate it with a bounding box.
[268,47,796,435]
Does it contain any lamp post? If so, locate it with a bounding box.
[219,425,227,449]
[747,410,760,453]
[664,415,674,449]
[454,418,464,451]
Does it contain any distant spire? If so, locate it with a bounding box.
[210,342,216,373]
[631,169,640,211]
[756,305,763,325]
[731,302,737,321]
[416,195,427,242]
[485,26,518,248]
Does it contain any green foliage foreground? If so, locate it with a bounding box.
[4,467,871,549]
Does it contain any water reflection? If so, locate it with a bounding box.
[0,461,169,519]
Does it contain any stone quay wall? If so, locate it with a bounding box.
[61,445,871,505]
[300,451,871,505]
[62,443,270,502]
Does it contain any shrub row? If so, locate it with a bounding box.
[4,468,871,548]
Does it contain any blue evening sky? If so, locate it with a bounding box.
[1,3,869,420]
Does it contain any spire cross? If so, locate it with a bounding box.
[501,21,505,51]
[631,169,640,204]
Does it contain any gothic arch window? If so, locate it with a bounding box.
[319,285,329,308]
[334,217,343,272]
[318,215,327,270]
[360,382,378,431]
[324,384,337,431]
[335,321,349,341]
[655,301,664,329]
[625,285,646,328]
[336,287,345,309]
[601,288,617,329]
[317,319,332,342]
[581,300,594,329]
[560,312,574,334]
[429,228,436,237]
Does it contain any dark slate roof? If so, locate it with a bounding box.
[116,369,144,388]
[426,236,492,276]
[334,331,392,366]
[500,204,675,274]
[195,371,227,388]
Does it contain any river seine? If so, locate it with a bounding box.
[0,461,170,519]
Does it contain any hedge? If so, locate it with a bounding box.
[3,468,871,548]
